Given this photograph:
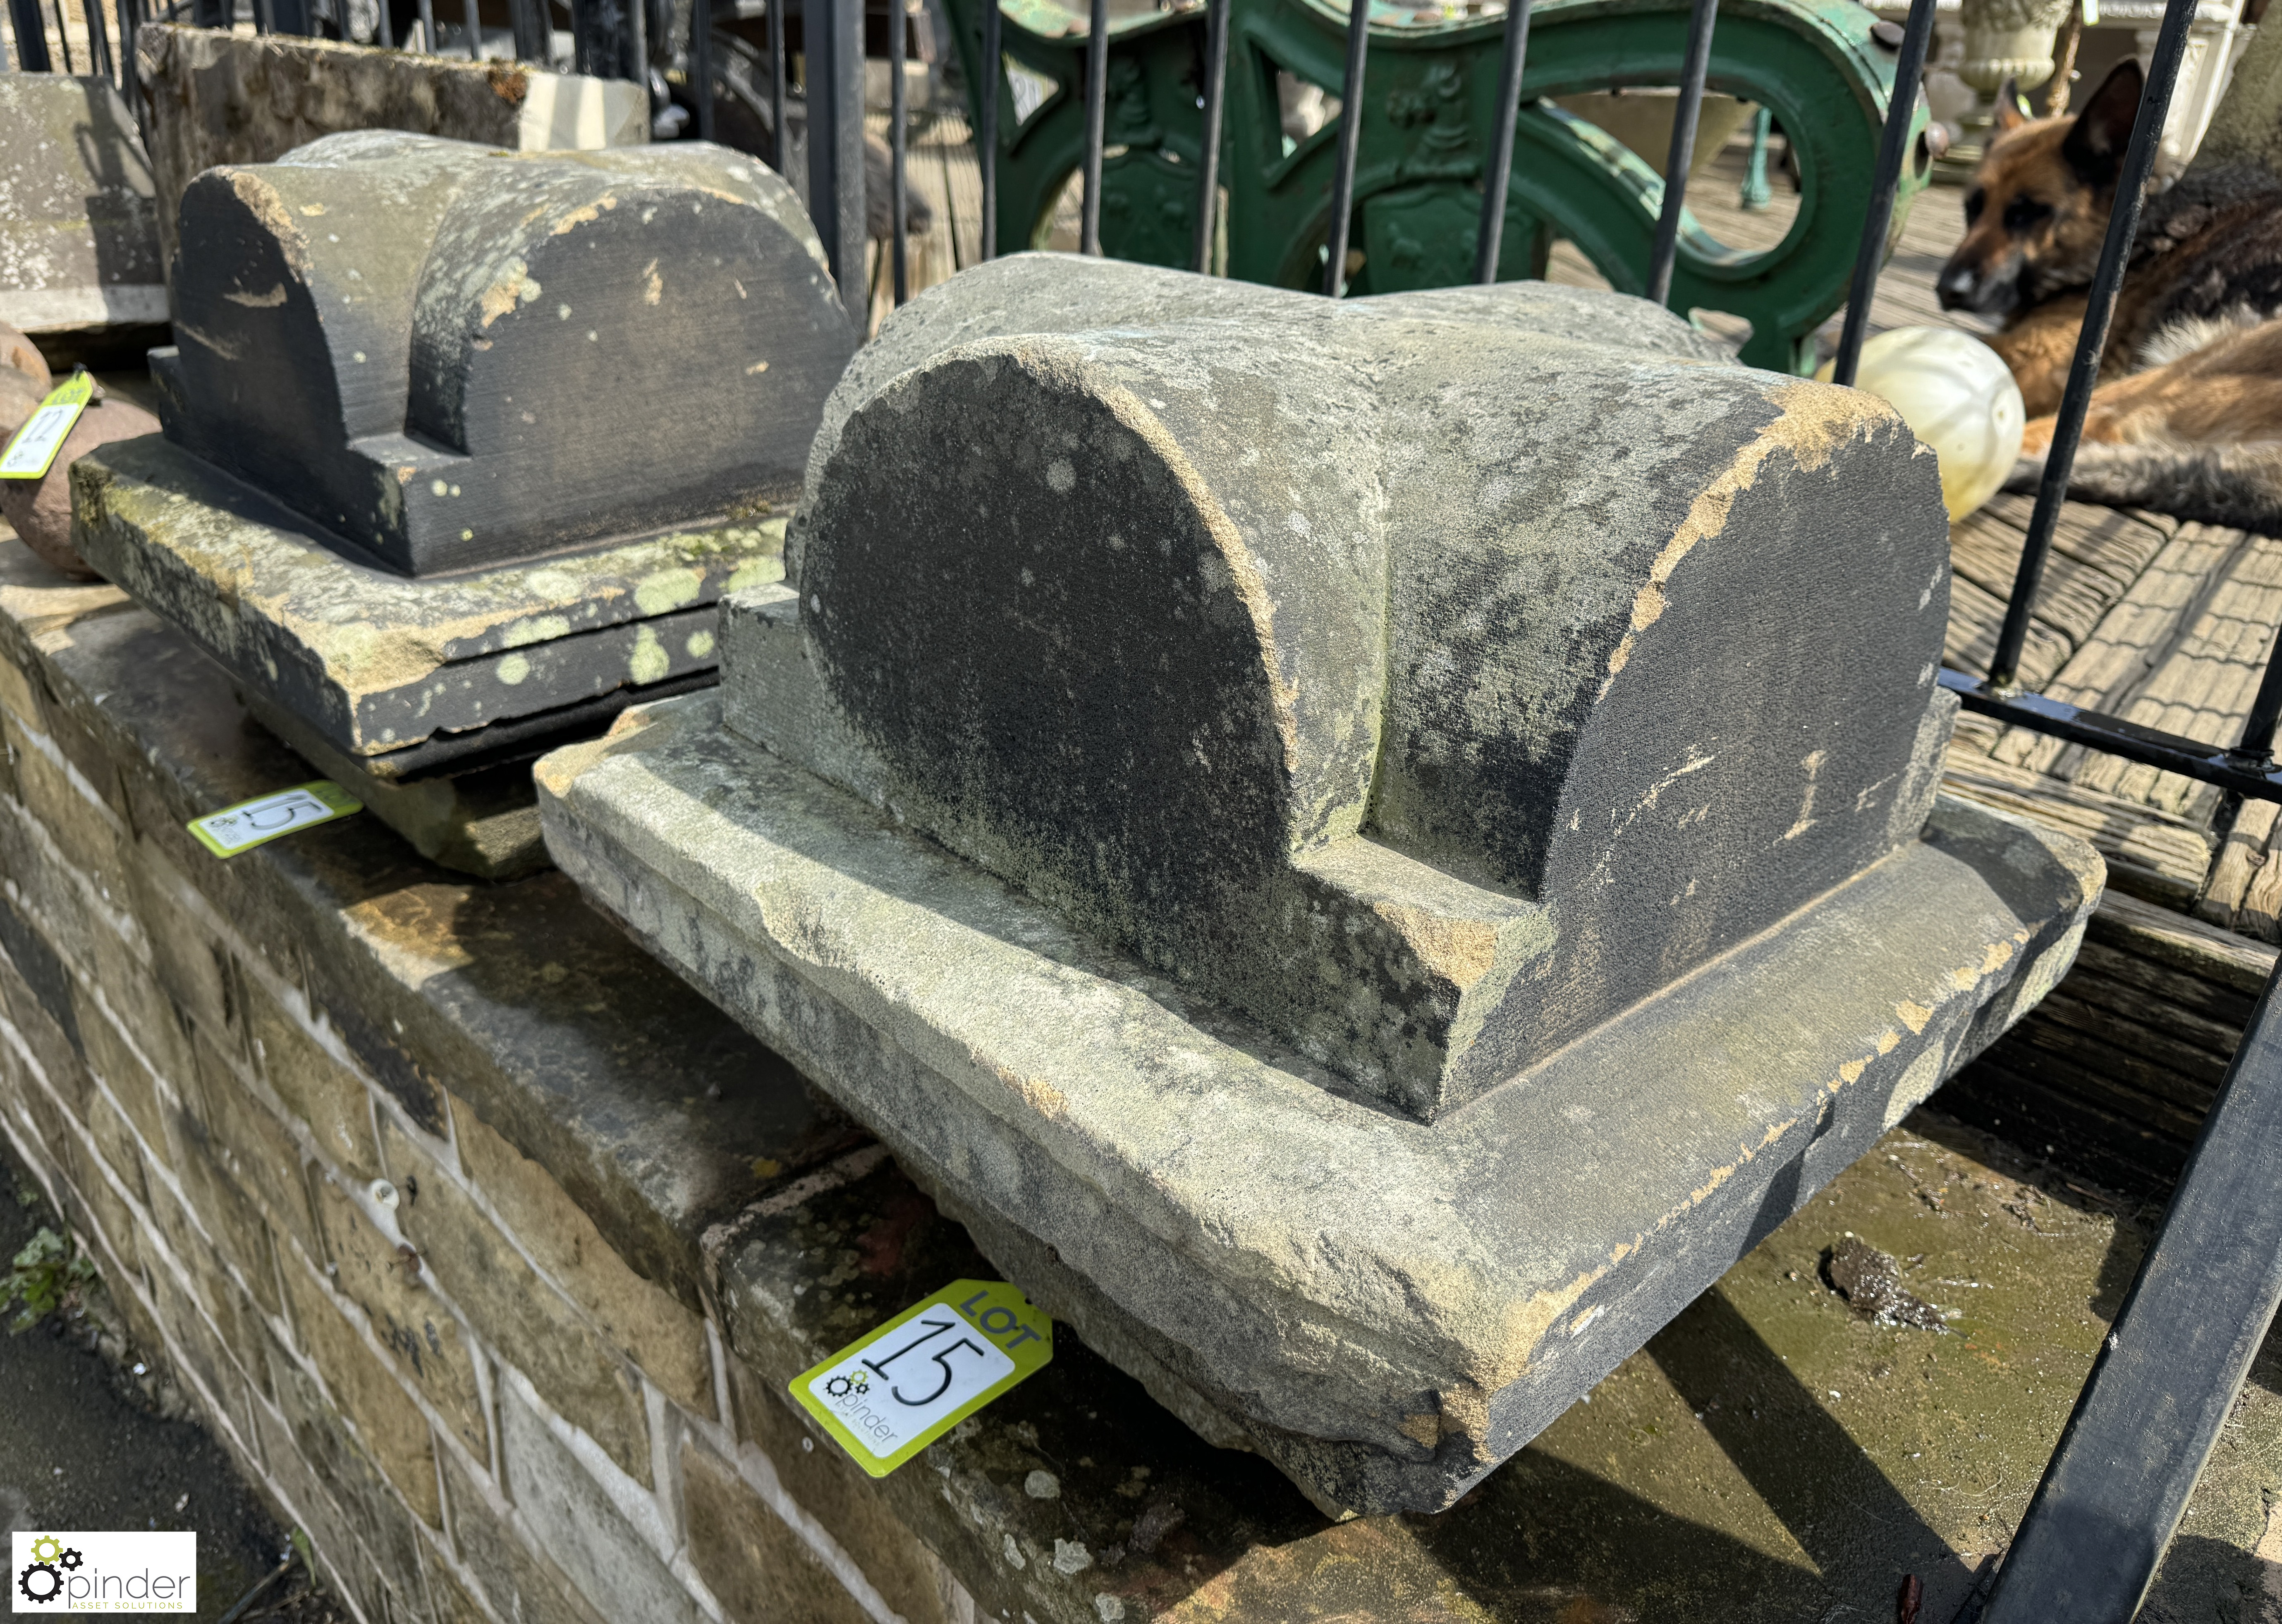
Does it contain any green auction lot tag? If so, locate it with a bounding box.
[187,781,363,857]
[0,372,95,481]
[791,1280,1052,1476]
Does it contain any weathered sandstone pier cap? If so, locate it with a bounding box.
[149,130,854,576]
[755,255,1957,1122]
[71,132,856,876]
[536,256,2104,1515]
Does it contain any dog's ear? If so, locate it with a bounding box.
[2063,58,2145,185]
[1994,75,2032,133]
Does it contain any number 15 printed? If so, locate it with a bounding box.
[791,1280,1054,1476]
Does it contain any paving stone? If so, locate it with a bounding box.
[494,1380,700,1624]
[0,75,165,340]
[447,1094,713,1418]
[379,1112,651,1485]
[309,1167,489,1466]
[679,1437,875,1624]
[275,1241,447,1526]
[135,23,649,269]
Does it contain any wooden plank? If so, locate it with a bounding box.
[2072,530,2282,816]
[2067,937,2262,1032]
[1945,571,2072,692]
[1950,510,2138,648]
[2055,963,2251,1062]
[2198,798,2281,926]
[2090,887,2280,995]
[2007,1012,2225,1121]
[1988,522,2253,777]
[1976,1034,2215,1145]
[2034,984,2243,1080]
[1975,493,2169,585]
[1941,756,2215,897]
[1943,1052,2193,1194]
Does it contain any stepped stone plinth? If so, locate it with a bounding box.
[73,131,856,875]
[535,255,2102,1514]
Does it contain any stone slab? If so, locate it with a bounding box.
[0,75,167,339]
[135,24,647,274]
[239,689,546,880]
[70,434,783,774]
[535,689,2103,1515]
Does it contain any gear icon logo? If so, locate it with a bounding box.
[823,1371,870,1399]
[56,1548,82,1571]
[26,1536,59,1565]
[18,1560,61,1604]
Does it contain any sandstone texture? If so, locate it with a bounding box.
[71,434,784,779]
[150,130,854,576]
[135,25,648,271]
[0,75,166,340]
[538,257,2106,1514]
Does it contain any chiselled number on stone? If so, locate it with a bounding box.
[863,1315,991,1406]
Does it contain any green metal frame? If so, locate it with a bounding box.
[939,0,1929,373]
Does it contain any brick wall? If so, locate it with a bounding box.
[0,552,979,1624]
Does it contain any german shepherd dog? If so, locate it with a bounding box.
[1936,60,2282,532]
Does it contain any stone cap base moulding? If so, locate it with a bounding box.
[534,689,2103,1516]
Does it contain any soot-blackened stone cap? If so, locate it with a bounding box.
[151,131,856,576]
[735,255,1952,1124]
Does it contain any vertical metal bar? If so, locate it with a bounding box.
[86,0,112,81]
[1830,0,1935,387]
[1472,0,1532,283]
[416,0,435,48]
[769,0,787,176]
[890,0,908,299]
[978,0,1000,258]
[1987,0,2195,689]
[2229,630,2282,770]
[807,0,867,303]
[1981,954,2282,1624]
[51,0,74,69]
[7,0,53,70]
[463,0,478,57]
[1080,0,1108,254]
[1192,0,1227,274]
[1644,0,1715,306]
[692,0,714,137]
[1322,0,1369,296]
[372,0,393,49]
[628,0,648,81]
[120,0,140,99]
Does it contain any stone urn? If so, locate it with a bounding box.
[1956,0,2075,152]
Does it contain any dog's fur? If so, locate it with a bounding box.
[1935,60,2282,531]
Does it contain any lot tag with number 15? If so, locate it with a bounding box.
[791,1280,1052,1475]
